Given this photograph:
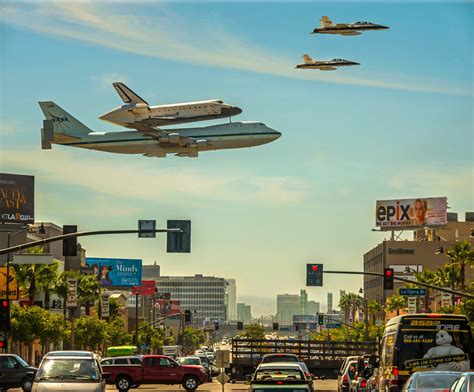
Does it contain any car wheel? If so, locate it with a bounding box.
[21,378,33,391]
[182,375,199,391]
[115,375,132,391]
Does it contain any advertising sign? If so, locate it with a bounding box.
[132,280,156,296]
[85,257,142,287]
[101,292,110,318]
[67,278,77,308]
[0,173,35,224]
[441,292,452,308]
[376,197,447,230]
[155,299,181,318]
[407,297,417,314]
[0,267,18,299]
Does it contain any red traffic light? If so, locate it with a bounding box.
[1,301,8,308]
[312,265,319,271]
[0,341,3,348]
[385,270,393,277]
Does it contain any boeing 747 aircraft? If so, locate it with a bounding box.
[312,16,389,36]
[39,102,280,158]
[99,82,242,129]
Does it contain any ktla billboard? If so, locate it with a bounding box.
[376,197,447,230]
[0,173,34,224]
[85,257,142,287]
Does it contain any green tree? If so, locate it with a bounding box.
[53,271,79,316]
[241,323,265,339]
[435,265,460,291]
[74,316,108,350]
[385,295,407,316]
[77,275,101,316]
[414,269,437,312]
[182,327,205,354]
[106,318,132,346]
[368,300,383,324]
[445,241,474,291]
[36,262,60,310]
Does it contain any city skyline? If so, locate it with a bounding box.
[0,3,472,316]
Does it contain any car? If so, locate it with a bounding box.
[402,371,462,391]
[337,359,357,392]
[350,355,378,392]
[249,362,311,392]
[0,354,37,392]
[260,353,300,364]
[101,354,207,391]
[450,372,474,391]
[31,350,109,392]
[297,361,315,392]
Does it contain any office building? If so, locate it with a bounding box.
[364,214,474,303]
[226,279,237,320]
[277,294,300,325]
[307,300,320,315]
[142,262,160,280]
[300,289,308,315]
[155,274,226,322]
[327,293,333,313]
[237,302,252,324]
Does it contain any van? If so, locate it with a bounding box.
[377,314,473,391]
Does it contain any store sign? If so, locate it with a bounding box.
[376,197,447,230]
[101,292,110,318]
[0,267,18,299]
[132,280,156,296]
[0,173,35,224]
[407,297,417,314]
[67,279,77,308]
[441,292,452,308]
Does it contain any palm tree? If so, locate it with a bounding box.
[368,300,383,324]
[435,265,460,290]
[339,294,352,324]
[445,241,474,291]
[77,275,101,316]
[414,270,437,312]
[385,295,407,316]
[53,271,79,316]
[36,262,60,310]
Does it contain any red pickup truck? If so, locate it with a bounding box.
[101,355,208,391]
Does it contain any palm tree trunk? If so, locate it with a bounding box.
[44,289,50,310]
[460,263,465,291]
[29,278,36,306]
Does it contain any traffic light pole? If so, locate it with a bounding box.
[0,228,182,256]
[323,271,474,299]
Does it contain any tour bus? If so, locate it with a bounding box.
[377,314,473,391]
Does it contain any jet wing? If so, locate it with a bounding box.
[133,123,194,146]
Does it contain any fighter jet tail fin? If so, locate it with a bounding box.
[320,16,333,27]
[303,54,313,64]
[113,82,149,105]
[38,101,93,138]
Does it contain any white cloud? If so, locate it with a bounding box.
[0,2,470,96]
[1,148,311,206]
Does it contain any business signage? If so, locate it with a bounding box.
[101,292,110,318]
[155,299,181,317]
[0,173,34,224]
[376,197,447,230]
[86,257,142,287]
[132,280,156,296]
[0,267,18,299]
[399,288,427,296]
[67,278,77,308]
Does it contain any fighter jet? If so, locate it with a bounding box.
[312,16,389,36]
[99,82,242,129]
[296,54,359,71]
[39,102,280,158]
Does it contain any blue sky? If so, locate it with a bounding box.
[0,1,472,315]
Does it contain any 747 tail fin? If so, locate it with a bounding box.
[38,101,93,137]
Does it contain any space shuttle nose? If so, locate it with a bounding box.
[99,107,129,126]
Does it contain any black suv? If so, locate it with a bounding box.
[0,354,37,391]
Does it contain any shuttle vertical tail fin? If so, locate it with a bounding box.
[320,16,333,28]
[38,101,93,138]
[303,54,313,64]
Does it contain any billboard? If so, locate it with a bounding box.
[85,257,142,287]
[0,173,34,224]
[0,267,18,299]
[376,197,447,230]
[132,280,156,296]
[155,299,181,318]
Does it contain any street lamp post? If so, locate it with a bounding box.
[359,288,369,342]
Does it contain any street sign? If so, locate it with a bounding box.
[326,323,341,329]
[399,288,427,296]
[215,350,230,368]
[216,372,230,385]
[12,253,54,265]
[138,220,156,238]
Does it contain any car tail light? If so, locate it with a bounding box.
[277,381,283,385]
[342,374,348,383]
[390,367,398,385]
[305,372,311,379]
[360,379,367,387]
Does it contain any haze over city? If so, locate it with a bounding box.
[1,2,472,316]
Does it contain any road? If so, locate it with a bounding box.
[10,379,338,391]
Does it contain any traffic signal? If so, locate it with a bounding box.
[214,322,219,331]
[318,314,324,325]
[306,263,323,286]
[383,268,394,290]
[237,321,244,330]
[184,310,192,323]
[293,323,299,331]
[0,336,7,350]
[62,225,77,256]
[272,322,279,331]
[0,300,11,332]
[167,220,191,253]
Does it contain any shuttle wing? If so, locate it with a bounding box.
[113,82,149,105]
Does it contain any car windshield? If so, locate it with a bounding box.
[413,373,461,389]
[254,367,303,383]
[36,358,100,381]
